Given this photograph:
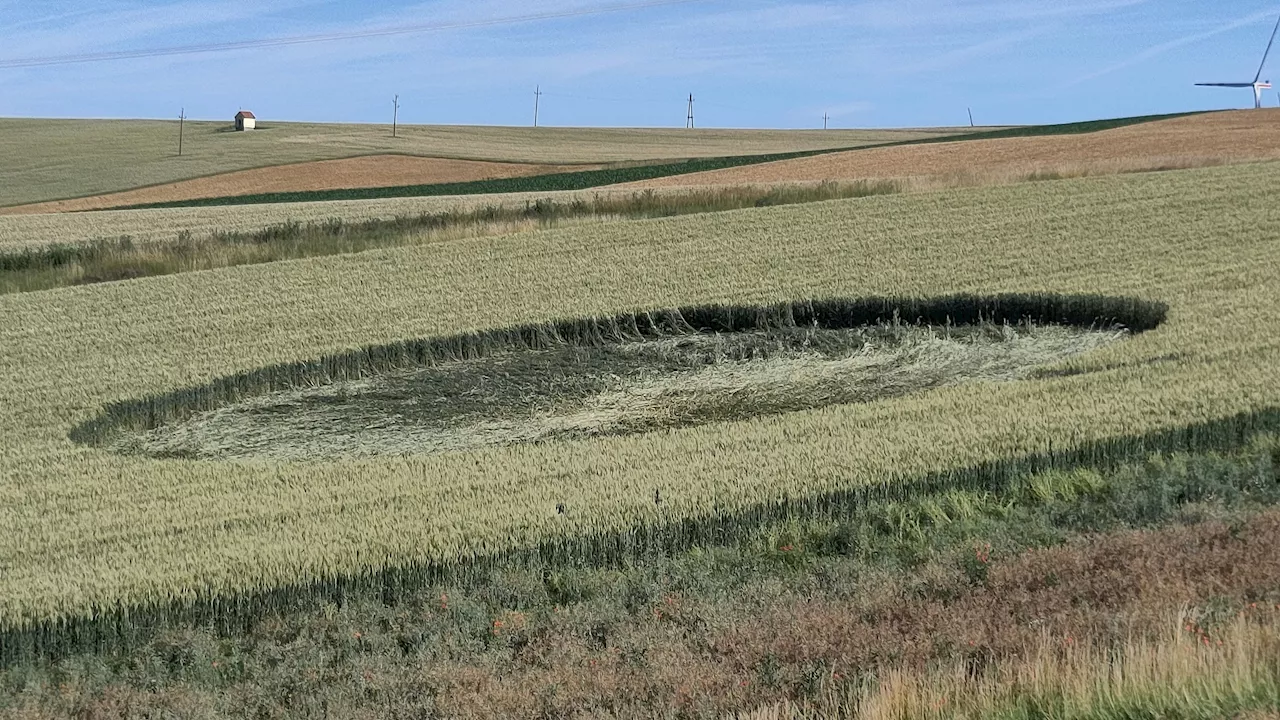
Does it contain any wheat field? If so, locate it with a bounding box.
[0,155,609,215]
[0,187,712,251]
[623,110,1280,188]
[0,118,963,208]
[0,161,1278,638]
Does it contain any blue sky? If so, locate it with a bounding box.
[1,0,1278,128]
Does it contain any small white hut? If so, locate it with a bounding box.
[235,111,257,131]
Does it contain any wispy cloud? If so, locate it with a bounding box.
[845,0,1149,30]
[1064,7,1280,87]
[0,0,332,60]
[891,28,1043,75]
[0,0,658,68]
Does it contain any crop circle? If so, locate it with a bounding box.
[75,294,1166,461]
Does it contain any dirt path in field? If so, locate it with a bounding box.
[0,155,602,215]
[617,110,1280,189]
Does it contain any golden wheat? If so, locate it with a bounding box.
[0,162,1278,640]
[0,184,843,251]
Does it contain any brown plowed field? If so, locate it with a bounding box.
[619,110,1280,189]
[0,155,600,215]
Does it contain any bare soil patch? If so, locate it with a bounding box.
[620,110,1280,188]
[0,155,601,215]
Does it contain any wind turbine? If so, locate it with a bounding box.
[1196,14,1280,109]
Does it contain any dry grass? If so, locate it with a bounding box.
[0,155,603,215]
[744,612,1280,720]
[430,511,1280,719]
[622,110,1280,188]
[0,161,1278,635]
[0,118,961,208]
[720,509,1280,678]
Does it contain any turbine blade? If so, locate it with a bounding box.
[1255,14,1280,83]
[1196,82,1253,87]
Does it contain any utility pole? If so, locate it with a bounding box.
[533,85,542,127]
[686,93,695,129]
[968,107,975,128]
[178,107,186,156]
[392,94,400,138]
[823,112,829,130]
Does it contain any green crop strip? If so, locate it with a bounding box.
[107,112,1199,211]
[901,111,1205,143]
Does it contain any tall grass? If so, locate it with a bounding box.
[746,610,1280,720]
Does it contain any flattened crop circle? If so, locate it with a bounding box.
[73,294,1167,461]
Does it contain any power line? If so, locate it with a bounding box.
[0,0,708,69]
